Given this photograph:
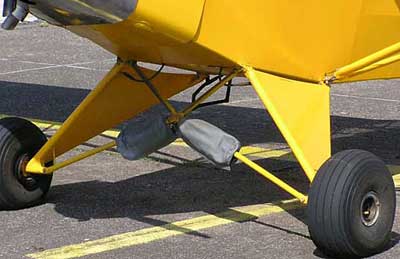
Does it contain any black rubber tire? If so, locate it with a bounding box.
[307,150,396,258]
[0,117,52,210]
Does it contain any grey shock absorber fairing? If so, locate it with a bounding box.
[27,0,138,26]
[177,119,241,168]
[117,115,177,161]
[117,117,241,168]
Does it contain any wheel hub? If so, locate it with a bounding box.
[360,191,381,227]
[15,154,37,190]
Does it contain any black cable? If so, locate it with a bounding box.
[123,64,165,83]
[191,75,222,103]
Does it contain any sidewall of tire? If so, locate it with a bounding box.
[0,118,52,209]
[348,161,395,254]
[307,150,396,258]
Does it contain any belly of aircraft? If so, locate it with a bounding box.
[20,0,400,81]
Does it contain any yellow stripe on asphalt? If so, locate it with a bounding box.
[27,165,400,259]
[27,166,400,259]
[21,115,400,186]
[27,199,302,259]
[6,115,400,189]
[0,115,293,158]
[27,118,295,158]
[4,115,399,258]
[390,165,400,186]
[239,146,294,160]
[4,115,400,192]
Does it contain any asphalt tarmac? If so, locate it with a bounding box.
[0,23,400,259]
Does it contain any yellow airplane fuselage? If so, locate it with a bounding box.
[58,0,400,82]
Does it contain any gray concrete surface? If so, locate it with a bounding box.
[0,24,400,259]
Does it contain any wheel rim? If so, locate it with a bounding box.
[360,191,381,227]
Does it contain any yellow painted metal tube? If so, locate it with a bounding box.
[334,42,400,80]
[338,54,400,80]
[182,69,241,116]
[234,152,308,204]
[129,62,178,115]
[42,141,116,174]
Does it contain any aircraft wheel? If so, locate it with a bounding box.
[0,117,52,210]
[307,150,396,258]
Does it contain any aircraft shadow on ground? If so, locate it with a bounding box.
[1,80,400,247]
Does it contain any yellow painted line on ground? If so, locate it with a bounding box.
[240,147,400,187]
[27,199,302,259]
[27,166,400,259]
[4,115,400,184]
[390,165,400,187]
[4,115,400,185]
[239,146,295,160]
[4,115,400,258]
[21,117,121,139]
[0,115,293,159]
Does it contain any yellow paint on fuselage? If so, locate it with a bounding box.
[66,1,400,82]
